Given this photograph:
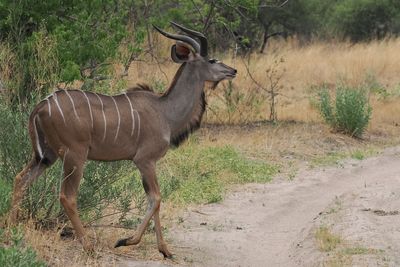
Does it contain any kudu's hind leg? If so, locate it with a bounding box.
[154,207,172,258]
[115,161,172,258]
[9,157,53,223]
[59,150,92,250]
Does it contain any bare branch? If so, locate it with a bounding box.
[203,1,216,32]
[241,57,266,91]
[144,49,169,83]
[221,0,250,20]
[259,0,290,8]
[266,31,285,39]
[84,207,139,226]
[190,0,205,23]
[86,224,135,230]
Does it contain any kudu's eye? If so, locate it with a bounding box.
[208,59,219,64]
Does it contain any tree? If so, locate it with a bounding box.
[330,0,398,41]
[0,0,133,102]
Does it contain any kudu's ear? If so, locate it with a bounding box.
[171,42,194,63]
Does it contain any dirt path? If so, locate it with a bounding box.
[123,146,400,266]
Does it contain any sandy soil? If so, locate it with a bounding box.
[120,146,400,267]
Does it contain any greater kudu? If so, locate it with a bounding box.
[9,22,236,257]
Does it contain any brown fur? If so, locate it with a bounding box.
[127,83,154,93]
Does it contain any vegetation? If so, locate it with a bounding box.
[0,227,45,267]
[315,226,342,252]
[0,1,400,265]
[159,143,277,205]
[318,85,372,137]
[1,0,400,103]
[315,225,385,266]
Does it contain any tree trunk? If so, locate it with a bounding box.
[260,25,270,54]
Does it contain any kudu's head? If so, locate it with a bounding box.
[154,22,237,83]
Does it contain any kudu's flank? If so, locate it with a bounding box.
[9,22,236,257]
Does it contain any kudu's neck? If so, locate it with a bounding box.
[161,63,205,137]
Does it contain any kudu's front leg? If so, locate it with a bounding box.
[115,161,172,258]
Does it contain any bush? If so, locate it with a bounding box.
[330,0,396,41]
[318,85,372,137]
[0,227,45,267]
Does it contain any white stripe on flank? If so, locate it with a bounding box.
[124,93,135,136]
[65,90,80,121]
[46,98,52,117]
[33,115,43,159]
[111,96,121,142]
[95,93,107,142]
[81,91,94,129]
[133,109,141,144]
[53,92,66,125]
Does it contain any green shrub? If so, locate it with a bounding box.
[0,178,12,217]
[318,85,372,137]
[0,227,45,267]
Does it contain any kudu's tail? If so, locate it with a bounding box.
[9,103,57,223]
[28,103,57,166]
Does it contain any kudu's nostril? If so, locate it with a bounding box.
[234,69,237,74]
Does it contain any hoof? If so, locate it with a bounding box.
[114,238,128,248]
[159,244,173,259]
[161,251,174,259]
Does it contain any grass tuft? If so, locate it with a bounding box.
[315,226,342,252]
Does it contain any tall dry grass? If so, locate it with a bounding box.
[124,37,400,129]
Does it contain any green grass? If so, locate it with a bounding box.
[311,152,347,167]
[351,148,378,160]
[0,178,12,218]
[342,247,383,255]
[0,227,45,267]
[311,148,379,168]
[158,141,278,205]
[351,150,365,160]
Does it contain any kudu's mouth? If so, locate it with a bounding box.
[225,69,237,79]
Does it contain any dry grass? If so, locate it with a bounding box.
[22,219,170,266]
[122,37,400,128]
[21,129,400,266]
[19,39,400,266]
[314,225,385,267]
[315,226,342,252]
